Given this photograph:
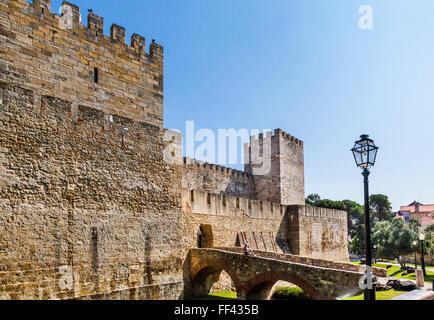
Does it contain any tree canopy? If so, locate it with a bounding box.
[370,194,394,222]
[305,192,433,261]
[372,218,420,267]
[305,193,320,206]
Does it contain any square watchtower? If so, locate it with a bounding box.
[244,129,305,206]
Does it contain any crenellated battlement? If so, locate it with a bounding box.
[273,128,304,146]
[15,0,163,58]
[248,129,303,147]
[287,205,347,220]
[1,0,164,126]
[182,189,285,220]
[182,189,346,222]
[183,157,250,179]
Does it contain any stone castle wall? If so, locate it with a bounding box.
[287,206,349,262]
[0,82,183,299]
[182,157,252,199]
[182,128,305,207]
[180,189,291,292]
[278,131,305,206]
[181,189,349,262]
[0,0,163,127]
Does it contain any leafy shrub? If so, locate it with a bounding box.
[271,287,312,300]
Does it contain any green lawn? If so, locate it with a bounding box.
[185,291,237,300]
[351,261,434,282]
[342,290,406,300]
[385,265,434,283]
[401,262,434,269]
[379,260,434,269]
[191,288,410,301]
[209,291,237,299]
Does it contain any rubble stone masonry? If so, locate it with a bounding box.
[0,83,183,299]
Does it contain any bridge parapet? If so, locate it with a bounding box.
[216,247,387,277]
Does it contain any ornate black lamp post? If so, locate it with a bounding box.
[419,234,426,277]
[351,134,379,301]
[373,245,377,264]
[413,240,418,269]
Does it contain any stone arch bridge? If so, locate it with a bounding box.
[186,248,385,300]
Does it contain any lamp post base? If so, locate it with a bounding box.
[364,287,376,301]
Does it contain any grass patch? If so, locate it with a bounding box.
[352,262,433,282]
[353,259,434,269]
[185,291,237,300]
[272,287,312,300]
[403,262,434,269]
[379,260,434,269]
[342,290,406,300]
[209,291,237,299]
[372,263,390,269]
[384,265,434,283]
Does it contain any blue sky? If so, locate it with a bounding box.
[48,0,434,210]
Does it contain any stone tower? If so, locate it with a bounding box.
[244,129,305,205]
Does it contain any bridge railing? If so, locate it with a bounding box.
[216,247,387,277]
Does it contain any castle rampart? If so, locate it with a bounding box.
[181,127,346,261]
[0,82,183,299]
[182,157,253,199]
[182,189,284,220]
[286,205,349,262]
[181,188,349,262]
[0,0,163,126]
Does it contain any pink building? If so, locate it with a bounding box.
[397,201,434,228]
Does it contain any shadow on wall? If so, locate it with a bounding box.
[180,251,191,300]
[276,207,291,253]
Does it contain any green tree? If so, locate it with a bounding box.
[305,193,320,206]
[424,224,434,233]
[342,200,364,253]
[315,199,346,210]
[372,219,419,268]
[421,225,434,256]
[407,218,421,233]
[369,194,394,222]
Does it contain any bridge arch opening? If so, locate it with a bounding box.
[210,270,236,293]
[190,265,240,298]
[188,254,241,298]
[244,271,323,300]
